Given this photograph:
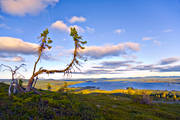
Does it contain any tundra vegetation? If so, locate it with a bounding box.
[0,82,180,120]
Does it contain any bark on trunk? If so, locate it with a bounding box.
[9,79,22,95]
[8,81,13,96]
[13,79,18,94]
[26,75,36,92]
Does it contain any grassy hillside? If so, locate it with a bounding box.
[0,83,180,120]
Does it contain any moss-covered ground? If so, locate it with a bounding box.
[0,82,180,120]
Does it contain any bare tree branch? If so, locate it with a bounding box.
[14,64,26,72]
[0,64,13,72]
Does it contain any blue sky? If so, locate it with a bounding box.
[0,0,180,79]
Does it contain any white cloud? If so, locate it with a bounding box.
[69,16,86,23]
[159,57,180,65]
[0,37,39,62]
[51,20,69,32]
[163,29,173,33]
[51,20,85,33]
[114,29,125,34]
[80,42,140,59]
[0,56,24,62]
[0,37,39,55]
[142,37,161,46]
[142,37,153,41]
[12,56,24,62]
[0,0,59,16]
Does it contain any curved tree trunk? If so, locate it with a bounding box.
[26,75,36,92]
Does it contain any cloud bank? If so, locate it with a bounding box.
[51,20,69,32]
[0,37,39,62]
[79,57,180,75]
[131,57,180,72]
[69,16,86,23]
[0,37,39,55]
[80,42,140,59]
[0,56,24,62]
[159,57,180,65]
[100,60,135,68]
[0,0,59,16]
[51,20,85,33]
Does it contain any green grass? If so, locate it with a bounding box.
[0,82,180,120]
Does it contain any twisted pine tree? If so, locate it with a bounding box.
[25,27,87,92]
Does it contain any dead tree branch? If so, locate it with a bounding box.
[0,64,26,95]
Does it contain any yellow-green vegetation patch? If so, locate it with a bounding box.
[73,88,180,101]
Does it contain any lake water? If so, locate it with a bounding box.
[69,81,180,91]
